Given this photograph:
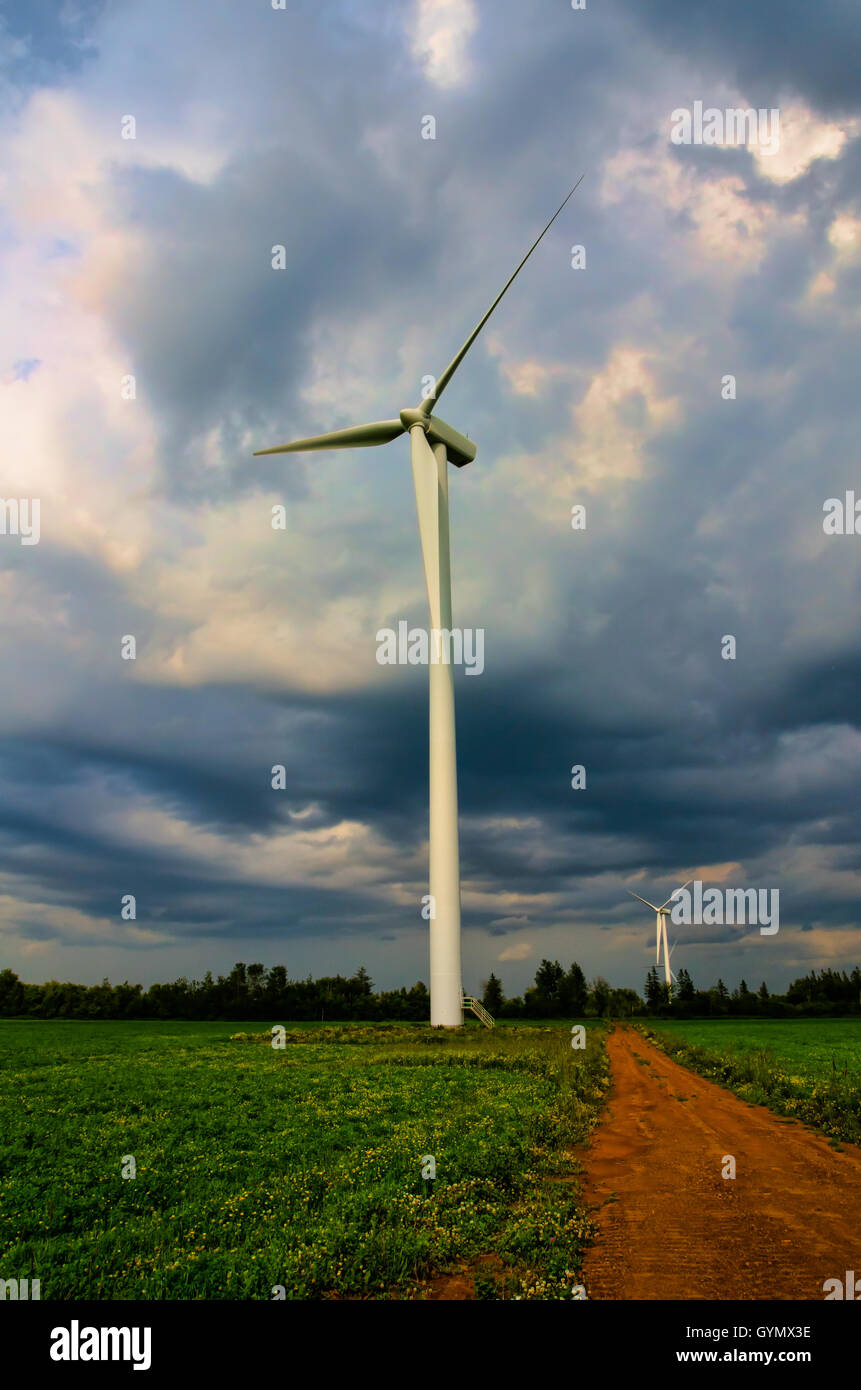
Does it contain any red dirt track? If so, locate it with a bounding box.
[582,1026,861,1300]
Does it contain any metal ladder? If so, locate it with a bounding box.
[461,994,494,1028]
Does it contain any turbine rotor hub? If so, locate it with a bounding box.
[399,407,431,432]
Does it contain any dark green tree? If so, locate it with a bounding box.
[481,972,504,1014]
[609,986,641,1017]
[531,959,565,1015]
[560,962,588,1015]
[645,966,663,1010]
[228,963,248,1012]
[676,967,695,1002]
[589,976,611,1017]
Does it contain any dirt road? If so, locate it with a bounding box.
[582,1026,861,1299]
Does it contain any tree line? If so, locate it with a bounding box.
[485,961,861,1018]
[640,965,861,1017]
[0,960,858,1022]
[0,964,424,1022]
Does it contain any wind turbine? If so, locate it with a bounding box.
[628,881,691,994]
[253,178,585,1027]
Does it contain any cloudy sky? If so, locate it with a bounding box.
[1,0,859,998]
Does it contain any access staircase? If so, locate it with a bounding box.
[461,994,494,1028]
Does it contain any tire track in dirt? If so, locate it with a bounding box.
[582,1026,861,1300]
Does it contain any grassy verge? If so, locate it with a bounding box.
[0,1019,609,1300]
[636,1019,861,1145]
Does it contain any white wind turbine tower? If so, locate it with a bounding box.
[253,179,584,1027]
[628,881,692,994]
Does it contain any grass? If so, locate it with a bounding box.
[639,1018,861,1144]
[0,1018,609,1301]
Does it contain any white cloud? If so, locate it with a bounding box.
[827,213,861,260]
[497,940,533,962]
[751,105,859,184]
[409,0,478,89]
[603,146,792,269]
[0,891,172,950]
[492,339,682,531]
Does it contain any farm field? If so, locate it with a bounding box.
[642,1017,861,1143]
[0,1019,608,1301]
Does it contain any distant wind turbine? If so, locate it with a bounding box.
[253,178,585,1027]
[628,881,692,994]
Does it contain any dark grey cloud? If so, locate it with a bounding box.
[631,0,861,115]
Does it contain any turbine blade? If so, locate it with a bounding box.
[628,890,660,911]
[420,174,585,416]
[658,879,692,912]
[253,419,405,456]
[662,920,675,983]
[656,916,661,964]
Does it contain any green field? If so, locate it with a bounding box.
[642,1018,861,1144]
[0,1019,608,1300]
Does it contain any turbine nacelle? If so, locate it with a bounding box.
[400,409,476,468]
